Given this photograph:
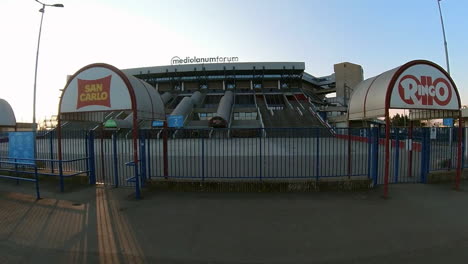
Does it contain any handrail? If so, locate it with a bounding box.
[283,94,294,110]
[0,161,40,199]
[1,157,89,164]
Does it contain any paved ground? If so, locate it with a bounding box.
[1,180,468,264]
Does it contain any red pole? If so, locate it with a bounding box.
[408,121,413,178]
[163,121,168,179]
[455,114,463,190]
[384,112,390,198]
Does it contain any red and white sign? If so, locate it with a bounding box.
[76,75,112,109]
[60,67,131,113]
[390,64,458,110]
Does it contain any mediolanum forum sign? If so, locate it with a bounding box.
[390,63,458,110]
[171,56,239,65]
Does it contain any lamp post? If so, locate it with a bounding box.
[32,0,64,132]
[437,0,455,169]
[437,0,450,74]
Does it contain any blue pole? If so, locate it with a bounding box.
[88,130,96,185]
[371,127,379,185]
[34,165,40,200]
[139,131,146,186]
[315,127,320,182]
[134,162,141,199]
[49,131,54,173]
[428,129,431,181]
[112,132,119,188]
[201,136,205,181]
[85,132,89,179]
[367,127,371,179]
[421,128,428,183]
[59,157,64,192]
[259,128,262,181]
[394,128,400,183]
[147,132,151,180]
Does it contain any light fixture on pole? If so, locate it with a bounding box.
[32,0,64,132]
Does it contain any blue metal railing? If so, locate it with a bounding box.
[2,127,465,198]
[141,127,370,181]
[0,160,40,199]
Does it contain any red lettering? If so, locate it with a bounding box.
[398,75,452,106]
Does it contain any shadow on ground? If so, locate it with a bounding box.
[1,180,468,264]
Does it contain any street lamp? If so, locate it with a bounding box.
[437,0,454,168]
[32,0,64,132]
[437,0,450,74]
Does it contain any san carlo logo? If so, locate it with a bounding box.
[76,75,112,109]
[398,75,452,106]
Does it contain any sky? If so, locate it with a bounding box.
[1,0,467,123]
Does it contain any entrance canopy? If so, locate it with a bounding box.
[348,60,461,120]
[0,99,16,127]
[59,63,165,122]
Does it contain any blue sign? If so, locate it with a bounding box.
[152,120,164,127]
[443,118,454,127]
[8,132,35,165]
[168,115,184,128]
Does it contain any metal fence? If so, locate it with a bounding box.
[0,127,466,190]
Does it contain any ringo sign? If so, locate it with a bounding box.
[390,64,458,110]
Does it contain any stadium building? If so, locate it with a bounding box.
[92,61,362,132]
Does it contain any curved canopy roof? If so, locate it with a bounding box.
[0,98,16,127]
[348,60,461,120]
[59,63,165,122]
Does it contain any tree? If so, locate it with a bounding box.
[391,114,420,127]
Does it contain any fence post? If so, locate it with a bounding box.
[367,127,371,179]
[394,128,400,183]
[88,130,96,185]
[146,131,151,180]
[462,127,466,170]
[315,127,320,182]
[259,128,262,181]
[163,121,169,179]
[201,136,205,181]
[59,156,64,192]
[139,131,147,186]
[455,117,463,190]
[34,165,40,200]
[112,132,119,188]
[426,128,431,180]
[408,122,413,179]
[85,132,89,179]
[421,128,429,183]
[371,127,379,185]
[134,161,141,199]
[49,131,54,173]
[347,128,352,178]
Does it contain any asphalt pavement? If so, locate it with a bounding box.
[1,180,468,264]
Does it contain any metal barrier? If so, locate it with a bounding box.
[140,127,370,181]
[1,127,465,197]
[0,130,95,192]
[0,160,40,199]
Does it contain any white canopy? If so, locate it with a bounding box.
[0,98,16,127]
[348,60,460,120]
